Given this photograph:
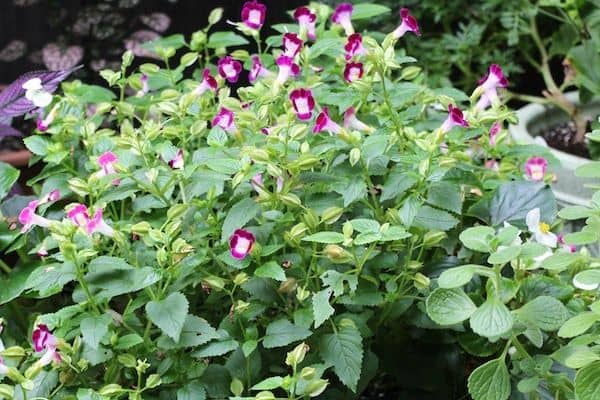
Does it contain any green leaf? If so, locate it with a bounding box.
[575,361,600,400]
[414,205,459,231]
[263,319,312,349]
[70,84,116,103]
[489,182,556,226]
[380,171,418,202]
[313,289,335,328]
[146,292,189,342]
[542,252,579,271]
[302,232,345,244]
[221,198,260,242]
[558,205,594,220]
[254,261,286,282]
[469,297,513,338]
[351,3,391,20]
[576,162,600,178]
[459,226,495,252]
[115,334,143,350]
[467,358,511,400]
[84,258,160,299]
[514,296,569,331]
[569,41,600,94]
[308,38,344,59]
[553,345,600,369]
[426,288,477,325]
[207,31,249,48]
[437,265,478,288]
[321,270,358,297]
[157,315,219,349]
[193,339,239,358]
[427,182,463,214]
[487,246,521,265]
[81,314,112,350]
[24,135,50,156]
[558,312,599,338]
[319,322,363,392]
[350,219,380,233]
[0,162,19,199]
[353,232,381,245]
[564,230,600,245]
[251,376,284,391]
[177,383,207,400]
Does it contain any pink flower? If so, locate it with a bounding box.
[32,324,61,366]
[276,55,301,86]
[241,0,267,30]
[489,122,501,146]
[168,149,184,169]
[440,104,469,133]
[276,176,284,193]
[344,62,364,83]
[392,8,421,39]
[194,68,218,95]
[86,208,114,237]
[344,33,366,61]
[67,203,90,227]
[36,105,58,132]
[40,189,60,204]
[525,157,548,181]
[97,151,118,176]
[332,3,354,36]
[475,90,495,111]
[229,228,255,260]
[478,64,508,92]
[289,88,315,120]
[140,74,149,95]
[18,200,51,233]
[212,107,236,133]
[261,126,273,135]
[218,56,243,83]
[344,107,374,132]
[283,33,303,58]
[294,6,317,41]
[484,159,499,171]
[313,107,342,135]
[249,56,272,83]
[251,173,264,193]
[558,234,576,253]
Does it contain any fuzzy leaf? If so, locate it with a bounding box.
[263,319,312,348]
[319,322,363,392]
[468,358,510,400]
[145,292,189,342]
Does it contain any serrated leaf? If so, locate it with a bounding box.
[254,261,286,281]
[426,288,477,325]
[489,182,556,226]
[553,345,600,369]
[0,162,19,200]
[263,319,312,349]
[467,358,510,400]
[319,323,363,392]
[414,205,459,231]
[193,339,239,358]
[469,297,513,338]
[221,198,260,242]
[81,314,112,350]
[437,265,478,288]
[514,296,568,331]
[177,383,206,400]
[156,315,219,349]
[146,292,188,342]
[313,289,335,328]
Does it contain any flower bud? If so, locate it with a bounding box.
[349,148,361,166]
[285,342,309,367]
[146,374,161,389]
[156,248,168,267]
[300,142,310,153]
[255,391,276,400]
[407,260,423,270]
[422,231,447,247]
[343,221,354,238]
[300,367,316,380]
[99,384,125,396]
[324,245,353,263]
[400,66,421,80]
[202,276,225,291]
[280,193,302,208]
[234,300,250,313]
[413,272,430,290]
[167,204,188,220]
[302,210,319,230]
[131,221,151,235]
[296,287,310,302]
[1,346,25,357]
[306,379,329,397]
[118,354,137,368]
[278,278,298,294]
[190,31,207,50]
[0,384,13,399]
[233,272,249,286]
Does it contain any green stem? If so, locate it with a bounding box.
[0,258,11,274]
[378,67,403,138]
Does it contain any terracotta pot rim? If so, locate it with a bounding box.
[0,149,32,167]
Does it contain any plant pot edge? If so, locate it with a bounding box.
[0,149,32,168]
[509,91,596,207]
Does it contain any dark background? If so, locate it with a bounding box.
[0,0,305,83]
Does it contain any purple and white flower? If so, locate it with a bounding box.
[294,6,317,41]
[440,104,469,133]
[167,149,184,170]
[344,33,367,61]
[331,3,354,36]
[289,88,315,120]
[18,200,51,233]
[218,56,242,83]
[229,228,255,260]
[283,32,303,58]
[194,69,218,95]
[313,107,342,135]
[32,324,61,366]
[86,208,115,237]
[392,8,421,39]
[212,107,237,133]
[241,0,267,30]
[344,107,374,132]
[275,55,300,86]
[248,56,272,83]
[525,157,547,181]
[344,62,363,83]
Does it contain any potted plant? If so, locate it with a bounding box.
[0,2,596,399]
[505,1,600,206]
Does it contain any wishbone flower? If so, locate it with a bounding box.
[344,62,364,83]
[294,6,317,41]
[525,156,547,181]
[289,88,315,121]
[526,208,557,248]
[283,32,303,58]
[313,107,342,135]
[194,68,218,95]
[32,324,61,367]
[331,3,354,36]
[344,33,367,61]
[392,8,421,39]
[229,228,255,260]
[167,149,184,170]
[489,121,501,146]
[440,104,469,133]
[22,77,53,108]
[212,107,237,133]
[218,56,242,83]
[241,0,267,30]
[473,64,508,110]
[86,208,115,238]
[67,203,90,227]
[97,151,120,185]
[249,55,272,83]
[18,200,52,233]
[36,104,59,132]
[275,55,300,86]
[558,234,576,253]
[344,107,374,132]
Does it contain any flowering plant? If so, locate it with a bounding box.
[0,2,598,399]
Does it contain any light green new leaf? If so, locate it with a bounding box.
[558,312,599,338]
[459,226,495,252]
[302,232,345,244]
[437,265,478,289]
[313,289,335,328]
[207,31,249,48]
[469,297,513,338]
[575,361,600,400]
[254,261,286,281]
[426,288,477,325]
[319,322,363,392]
[468,358,511,400]
[351,3,391,20]
[514,296,569,331]
[146,292,189,342]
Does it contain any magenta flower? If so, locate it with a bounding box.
[313,107,342,135]
[261,126,273,135]
[440,104,469,133]
[294,6,317,41]
[249,55,272,83]
[478,64,508,92]
[139,74,149,95]
[194,68,218,95]
[67,203,90,227]
[344,33,367,61]
[229,228,255,260]
[241,0,267,30]
[484,159,499,171]
[392,8,421,39]
[344,107,373,132]
[332,3,354,36]
[276,55,300,86]
[475,90,494,111]
[32,324,61,366]
[251,173,264,193]
[36,105,58,132]
[344,62,364,83]
[97,151,118,176]
[489,122,501,146]
[289,88,315,121]
[283,33,303,58]
[18,200,51,233]
[212,107,237,133]
[558,234,576,253]
[40,189,60,204]
[218,56,243,83]
[525,157,548,181]
[86,208,115,237]
[168,149,184,170]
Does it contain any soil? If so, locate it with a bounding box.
[540,120,591,158]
